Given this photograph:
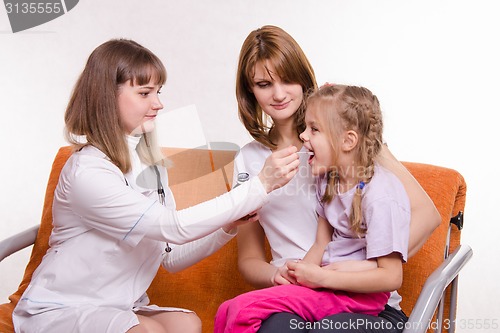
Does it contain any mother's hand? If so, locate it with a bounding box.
[272,261,297,286]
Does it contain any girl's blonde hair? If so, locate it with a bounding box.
[308,84,384,236]
[65,39,167,173]
[236,25,317,149]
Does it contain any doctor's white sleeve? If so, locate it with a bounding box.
[161,228,236,272]
[70,162,268,248]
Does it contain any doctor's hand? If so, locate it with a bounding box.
[258,146,299,193]
[222,211,260,234]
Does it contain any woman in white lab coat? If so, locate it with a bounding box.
[12,39,299,333]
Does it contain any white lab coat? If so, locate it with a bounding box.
[13,136,268,333]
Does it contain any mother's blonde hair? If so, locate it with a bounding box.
[65,39,166,173]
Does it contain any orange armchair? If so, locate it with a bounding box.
[0,147,471,333]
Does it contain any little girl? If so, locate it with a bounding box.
[214,84,411,333]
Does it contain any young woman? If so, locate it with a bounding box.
[12,38,299,333]
[228,26,441,333]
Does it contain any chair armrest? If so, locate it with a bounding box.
[403,244,473,333]
[0,225,39,262]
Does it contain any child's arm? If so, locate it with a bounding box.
[271,216,332,286]
[287,252,402,293]
[376,145,441,257]
[302,215,333,265]
[322,259,377,272]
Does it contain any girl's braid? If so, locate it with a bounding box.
[345,87,383,236]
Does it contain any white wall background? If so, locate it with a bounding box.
[1,1,498,332]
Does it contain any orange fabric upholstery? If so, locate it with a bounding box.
[399,162,466,333]
[0,147,72,332]
[0,148,466,333]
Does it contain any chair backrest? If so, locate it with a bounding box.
[0,147,466,333]
[399,162,466,332]
[0,147,73,332]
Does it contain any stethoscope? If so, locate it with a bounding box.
[151,163,172,253]
[233,172,249,188]
[142,129,172,253]
[124,161,171,253]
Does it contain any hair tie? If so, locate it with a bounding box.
[357,181,365,190]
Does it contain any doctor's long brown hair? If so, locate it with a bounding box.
[64,39,167,173]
